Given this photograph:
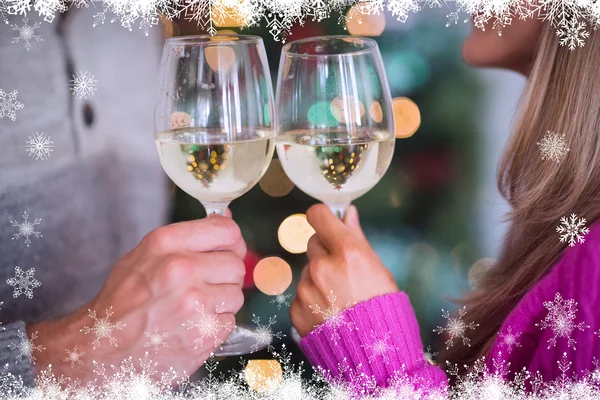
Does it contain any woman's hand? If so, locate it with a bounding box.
[290,204,399,338]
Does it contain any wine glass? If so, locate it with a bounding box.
[275,36,395,219]
[276,36,395,344]
[154,35,275,356]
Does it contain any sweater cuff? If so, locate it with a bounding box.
[299,291,446,391]
[0,321,36,390]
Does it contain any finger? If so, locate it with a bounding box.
[200,252,246,285]
[204,284,245,314]
[290,299,312,338]
[299,264,310,281]
[306,234,329,260]
[343,205,368,242]
[306,204,354,254]
[146,216,246,258]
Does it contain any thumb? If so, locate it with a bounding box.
[343,205,367,242]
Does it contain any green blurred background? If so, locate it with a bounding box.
[172,9,487,378]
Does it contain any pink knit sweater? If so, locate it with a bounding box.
[299,223,600,396]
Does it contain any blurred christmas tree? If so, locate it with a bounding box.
[170,9,484,379]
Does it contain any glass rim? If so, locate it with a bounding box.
[165,34,264,45]
[281,35,378,58]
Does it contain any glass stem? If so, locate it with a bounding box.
[327,202,350,220]
[202,202,231,217]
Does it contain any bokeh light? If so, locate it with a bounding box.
[389,190,401,208]
[278,214,316,254]
[307,101,338,127]
[244,359,283,393]
[204,46,236,72]
[468,258,496,289]
[169,111,191,130]
[330,96,365,124]
[160,15,174,39]
[346,3,386,37]
[369,101,383,123]
[209,30,240,42]
[212,1,246,28]
[253,256,293,295]
[385,51,430,93]
[259,159,295,197]
[392,97,421,139]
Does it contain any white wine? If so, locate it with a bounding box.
[156,128,275,204]
[276,129,395,205]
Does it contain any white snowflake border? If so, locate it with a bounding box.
[7,0,600,47]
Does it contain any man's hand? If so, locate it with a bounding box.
[290,205,399,337]
[29,215,246,384]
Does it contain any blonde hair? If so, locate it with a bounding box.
[440,22,600,367]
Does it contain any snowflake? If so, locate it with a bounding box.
[0,0,9,24]
[433,306,479,349]
[69,70,98,100]
[424,345,438,364]
[0,88,24,121]
[144,326,169,353]
[270,292,292,310]
[362,331,397,363]
[183,302,232,350]
[6,266,41,299]
[244,314,285,353]
[498,326,521,352]
[63,346,85,368]
[557,19,590,50]
[8,330,45,363]
[11,211,42,247]
[0,362,24,396]
[309,290,357,344]
[536,292,588,349]
[11,17,42,51]
[5,0,33,15]
[537,131,570,163]
[25,132,55,161]
[557,213,590,247]
[80,307,126,349]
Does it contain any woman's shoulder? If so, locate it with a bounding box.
[553,219,600,279]
[524,219,600,320]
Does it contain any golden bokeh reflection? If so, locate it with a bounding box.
[204,46,236,73]
[253,257,293,295]
[330,96,365,124]
[212,2,246,27]
[468,258,496,290]
[244,359,283,393]
[169,111,191,130]
[259,159,295,197]
[209,30,240,42]
[369,101,383,123]
[217,29,237,35]
[346,3,386,37]
[278,214,316,254]
[392,97,421,139]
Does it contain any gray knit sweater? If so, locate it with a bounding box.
[0,10,169,387]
